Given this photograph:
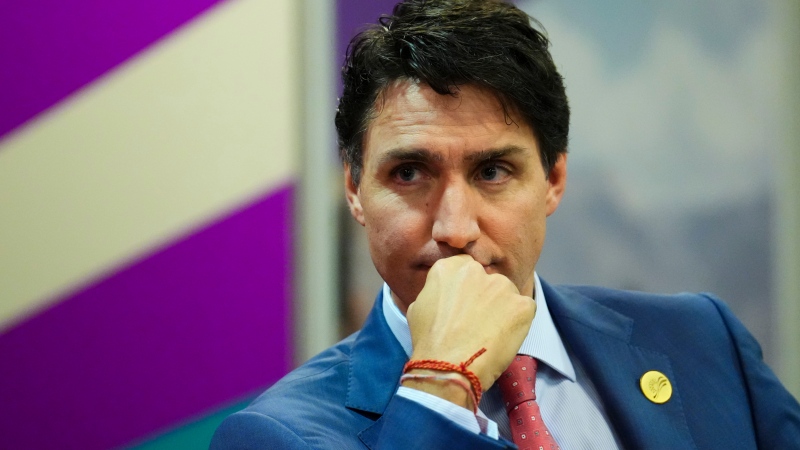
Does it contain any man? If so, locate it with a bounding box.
[211,0,800,448]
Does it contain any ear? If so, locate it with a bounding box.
[545,153,567,217]
[344,164,366,226]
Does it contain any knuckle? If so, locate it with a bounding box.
[466,259,483,272]
[487,273,512,288]
[520,296,536,317]
[430,258,448,274]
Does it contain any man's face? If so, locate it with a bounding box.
[345,80,567,312]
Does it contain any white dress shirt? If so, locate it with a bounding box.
[385,273,622,448]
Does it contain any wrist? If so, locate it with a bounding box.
[401,348,487,413]
[400,370,475,411]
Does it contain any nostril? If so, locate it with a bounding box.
[432,219,480,249]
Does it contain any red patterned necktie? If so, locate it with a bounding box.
[498,355,560,450]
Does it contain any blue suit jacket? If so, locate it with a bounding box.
[211,280,800,449]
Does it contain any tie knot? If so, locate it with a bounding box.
[498,355,538,412]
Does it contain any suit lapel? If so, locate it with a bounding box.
[346,290,407,415]
[344,290,408,448]
[543,280,697,450]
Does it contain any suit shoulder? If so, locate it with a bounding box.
[556,284,723,320]
[551,283,741,350]
[248,332,358,412]
[213,332,378,448]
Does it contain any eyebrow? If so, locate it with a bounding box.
[463,145,527,163]
[377,148,444,166]
[378,145,528,166]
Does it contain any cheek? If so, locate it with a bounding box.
[494,214,544,262]
[484,195,547,282]
[363,196,429,266]
[487,193,544,240]
[366,225,405,260]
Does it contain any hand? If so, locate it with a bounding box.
[402,254,536,408]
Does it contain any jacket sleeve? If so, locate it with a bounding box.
[705,294,800,447]
[209,395,514,450]
[209,411,312,450]
[360,395,515,450]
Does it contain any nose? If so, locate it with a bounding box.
[431,179,480,249]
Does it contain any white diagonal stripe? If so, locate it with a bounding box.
[0,0,298,329]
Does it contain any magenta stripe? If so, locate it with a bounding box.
[0,185,293,449]
[0,0,227,141]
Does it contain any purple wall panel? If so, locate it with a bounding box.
[0,0,227,141]
[0,185,294,449]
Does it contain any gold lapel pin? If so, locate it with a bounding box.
[640,370,672,404]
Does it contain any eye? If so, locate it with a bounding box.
[477,163,511,182]
[480,165,498,180]
[398,166,416,181]
[392,164,423,183]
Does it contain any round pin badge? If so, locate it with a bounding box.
[639,370,672,404]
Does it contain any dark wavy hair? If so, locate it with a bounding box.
[335,0,570,185]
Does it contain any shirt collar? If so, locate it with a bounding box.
[382,272,576,382]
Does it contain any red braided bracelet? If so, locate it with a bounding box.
[402,347,487,409]
[399,373,480,413]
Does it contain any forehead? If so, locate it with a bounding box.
[362,81,537,162]
[370,81,517,131]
